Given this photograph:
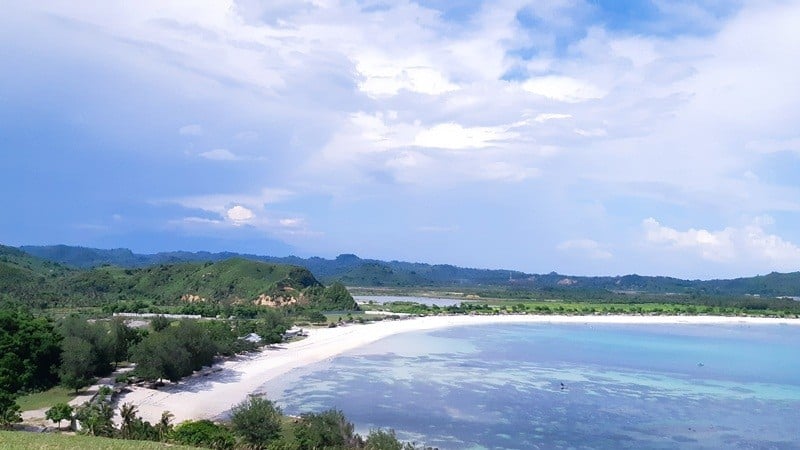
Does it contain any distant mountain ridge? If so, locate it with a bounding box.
[19,244,800,298]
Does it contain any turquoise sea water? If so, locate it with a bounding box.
[261,323,800,449]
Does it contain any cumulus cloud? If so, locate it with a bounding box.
[226,205,254,223]
[643,217,800,269]
[557,239,613,259]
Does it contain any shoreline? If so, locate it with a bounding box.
[117,314,800,424]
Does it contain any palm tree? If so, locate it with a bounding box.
[156,410,174,441]
[119,402,138,439]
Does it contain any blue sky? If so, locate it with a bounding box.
[2,0,800,279]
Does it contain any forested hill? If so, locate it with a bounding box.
[18,244,800,298]
[1,245,356,310]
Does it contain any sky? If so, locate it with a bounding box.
[2,0,800,279]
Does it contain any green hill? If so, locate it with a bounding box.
[67,258,321,303]
[0,245,73,307]
[1,247,357,311]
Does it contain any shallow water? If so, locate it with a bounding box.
[261,323,800,449]
[354,295,464,307]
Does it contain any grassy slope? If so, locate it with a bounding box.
[0,431,198,449]
[15,386,79,412]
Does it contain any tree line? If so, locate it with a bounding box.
[0,302,291,427]
[53,392,433,450]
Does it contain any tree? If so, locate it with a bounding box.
[156,410,174,441]
[0,307,61,394]
[365,429,404,450]
[170,320,217,372]
[0,392,21,429]
[294,409,361,449]
[119,402,138,439]
[321,282,358,310]
[229,396,282,449]
[45,402,73,430]
[109,318,137,368]
[74,401,114,437]
[171,420,235,449]
[306,310,327,324]
[58,316,114,376]
[254,309,290,344]
[150,316,171,332]
[130,331,190,383]
[59,336,95,392]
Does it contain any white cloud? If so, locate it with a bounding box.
[521,76,606,103]
[557,239,613,259]
[179,124,203,136]
[278,218,303,227]
[11,1,800,277]
[356,57,459,98]
[574,128,608,137]
[413,122,519,150]
[178,216,224,226]
[534,113,572,123]
[643,217,800,269]
[169,188,293,216]
[226,205,254,223]
[199,149,240,161]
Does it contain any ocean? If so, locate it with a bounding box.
[262,322,800,449]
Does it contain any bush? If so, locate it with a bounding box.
[365,429,404,450]
[0,393,21,429]
[171,420,234,449]
[294,409,360,449]
[229,396,282,449]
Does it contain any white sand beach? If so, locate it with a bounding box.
[116,314,800,424]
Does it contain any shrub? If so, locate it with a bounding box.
[171,420,234,449]
[229,396,282,449]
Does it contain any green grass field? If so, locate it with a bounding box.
[0,431,198,449]
[16,386,80,411]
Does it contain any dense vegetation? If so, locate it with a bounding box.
[4,393,431,449]
[21,244,800,298]
[0,245,358,312]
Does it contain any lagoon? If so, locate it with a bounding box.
[355,295,464,307]
[264,323,800,449]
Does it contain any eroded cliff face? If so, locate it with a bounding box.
[180,286,311,308]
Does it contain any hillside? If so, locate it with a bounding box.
[20,244,800,298]
[1,247,357,310]
[0,245,74,306]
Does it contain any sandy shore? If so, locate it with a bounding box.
[116,314,800,424]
